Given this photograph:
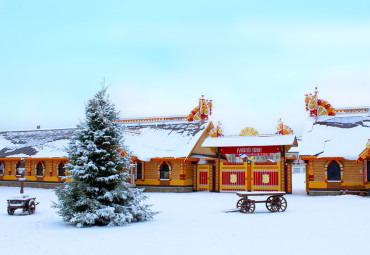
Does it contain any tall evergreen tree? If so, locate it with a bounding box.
[53,88,156,227]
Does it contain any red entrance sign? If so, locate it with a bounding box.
[219,146,281,154]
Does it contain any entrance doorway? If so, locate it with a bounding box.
[197,164,210,191]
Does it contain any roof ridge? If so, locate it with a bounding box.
[0,127,77,133]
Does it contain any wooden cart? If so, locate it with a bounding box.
[7,195,38,215]
[236,191,287,213]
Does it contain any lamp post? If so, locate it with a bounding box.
[17,158,28,194]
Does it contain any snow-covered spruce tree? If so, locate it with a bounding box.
[53,88,156,227]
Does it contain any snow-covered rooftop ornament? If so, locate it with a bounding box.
[276,118,293,135]
[305,87,336,117]
[208,121,224,137]
[187,95,212,122]
[239,127,259,136]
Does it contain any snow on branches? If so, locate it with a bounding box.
[53,87,156,227]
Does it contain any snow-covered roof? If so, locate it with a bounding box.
[288,136,302,153]
[0,128,75,158]
[300,116,370,160]
[122,121,211,161]
[0,121,210,161]
[201,134,297,148]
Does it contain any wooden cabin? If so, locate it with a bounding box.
[300,89,370,195]
[0,128,72,187]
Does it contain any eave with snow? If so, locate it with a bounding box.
[0,128,73,182]
[202,134,297,149]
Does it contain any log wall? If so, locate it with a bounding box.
[0,158,67,182]
[308,159,369,191]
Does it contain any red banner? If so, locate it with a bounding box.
[220,146,281,154]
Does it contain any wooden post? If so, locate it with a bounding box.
[281,157,285,192]
[364,160,368,184]
[215,153,220,192]
[306,161,309,194]
[281,146,286,192]
[20,172,25,194]
[209,163,214,192]
[247,161,252,191]
[287,163,292,194]
[192,163,197,191]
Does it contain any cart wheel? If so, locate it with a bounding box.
[7,207,15,215]
[270,196,287,212]
[265,196,276,212]
[275,196,287,212]
[240,200,255,213]
[236,198,245,208]
[28,200,36,215]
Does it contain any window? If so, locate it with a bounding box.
[0,161,4,175]
[58,162,66,177]
[367,161,370,182]
[36,162,44,177]
[160,162,170,180]
[327,161,341,181]
[136,162,143,179]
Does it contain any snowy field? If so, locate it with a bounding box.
[1,174,369,255]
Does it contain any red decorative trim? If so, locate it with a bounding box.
[301,156,345,161]
[118,116,188,124]
[223,162,244,165]
[180,162,185,180]
[254,162,278,165]
[151,158,185,161]
[308,160,314,182]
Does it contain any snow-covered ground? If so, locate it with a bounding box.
[1,174,369,255]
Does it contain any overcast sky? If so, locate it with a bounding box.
[1,0,369,136]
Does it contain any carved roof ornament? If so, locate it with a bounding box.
[276,118,293,135]
[239,127,259,136]
[305,87,336,117]
[187,95,213,122]
[208,121,224,137]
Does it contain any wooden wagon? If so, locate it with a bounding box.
[7,195,38,215]
[236,191,287,213]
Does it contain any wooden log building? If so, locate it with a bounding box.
[300,88,370,195]
[0,96,220,191]
[0,96,298,193]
